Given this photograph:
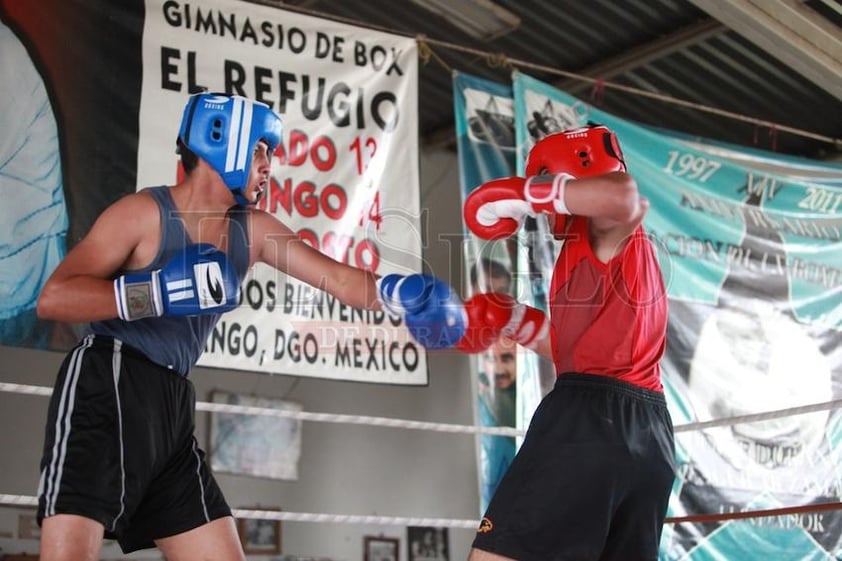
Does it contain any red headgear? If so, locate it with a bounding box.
[525,124,626,177]
[525,124,626,235]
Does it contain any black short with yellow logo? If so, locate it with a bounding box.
[471,373,676,561]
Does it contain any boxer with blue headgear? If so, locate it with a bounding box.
[177,92,283,206]
[34,89,469,561]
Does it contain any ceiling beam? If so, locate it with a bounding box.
[422,18,726,149]
[687,0,842,101]
[559,18,726,96]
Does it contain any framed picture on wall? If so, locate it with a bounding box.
[364,535,400,561]
[237,512,282,555]
[407,526,449,561]
[208,391,302,480]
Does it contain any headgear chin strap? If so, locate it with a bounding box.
[178,93,283,205]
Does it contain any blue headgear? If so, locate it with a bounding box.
[178,93,283,205]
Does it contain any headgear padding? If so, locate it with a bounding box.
[525,124,626,178]
[178,93,283,204]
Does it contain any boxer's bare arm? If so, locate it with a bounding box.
[37,193,157,322]
[249,208,381,310]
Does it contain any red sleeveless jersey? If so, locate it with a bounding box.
[548,216,668,391]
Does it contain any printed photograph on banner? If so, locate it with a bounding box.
[645,141,842,560]
[467,246,519,514]
[135,0,424,383]
[453,73,521,514]
[0,16,71,351]
[463,87,516,150]
[522,92,587,142]
[511,76,575,435]
[0,0,147,355]
[661,184,842,559]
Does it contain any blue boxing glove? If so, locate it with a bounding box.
[114,243,240,321]
[376,273,467,349]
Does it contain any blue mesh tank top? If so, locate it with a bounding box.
[88,186,249,375]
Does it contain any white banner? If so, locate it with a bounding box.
[137,0,425,383]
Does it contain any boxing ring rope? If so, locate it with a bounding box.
[3,381,842,527]
[0,494,479,529]
[5,381,842,436]
[0,382,520,437]
[1,491,840,528]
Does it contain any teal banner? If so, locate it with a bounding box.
[505,71,842,560]
[452,72,520,515]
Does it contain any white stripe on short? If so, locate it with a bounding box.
[110,339,127,531]
[44,335,93,516]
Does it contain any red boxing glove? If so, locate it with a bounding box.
[463,177,530,240]
[500,298,549,348]
[463,175,574,240]
[455,292,513,353]
[455,292,549,353]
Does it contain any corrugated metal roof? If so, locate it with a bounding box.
[271,0,842,159]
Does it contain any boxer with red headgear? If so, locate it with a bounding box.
[464,124,675,561]
[463,124,627,240]
[525,124,626,235]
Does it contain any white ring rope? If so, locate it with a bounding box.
[2,382,841,436]
[0,494,480,528]
[0,382,520,437]
[673,399,842,433]
[5,494,841,528]
[3,383,842,530]
[231,508,479,528]
[198,402,522,437]
[0,495,37,507]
